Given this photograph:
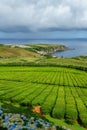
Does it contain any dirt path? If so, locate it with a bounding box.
[32,105,42,116]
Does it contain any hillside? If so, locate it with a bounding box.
[0,45,40,58]
[0,66,87,130]
[0,44,69,64]
[26,44,68,54]
[0,44,87,130]
[72,55,87,61]
[0,44,87,70]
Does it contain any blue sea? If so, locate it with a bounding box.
[0,38,87,58]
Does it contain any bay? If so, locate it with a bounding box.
[0,38,87,58]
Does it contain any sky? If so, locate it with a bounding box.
[0,0,87,39]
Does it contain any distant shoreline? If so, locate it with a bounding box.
[0,39,87,58]
[0,38,87,44]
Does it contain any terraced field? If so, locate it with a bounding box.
[0,66,87,128]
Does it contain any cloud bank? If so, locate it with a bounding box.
[0,0,87,32]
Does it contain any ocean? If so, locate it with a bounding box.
[0,38,87,58]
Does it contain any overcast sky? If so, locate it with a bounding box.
[0,0,87,39]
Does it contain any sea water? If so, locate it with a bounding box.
[0,38,87,58]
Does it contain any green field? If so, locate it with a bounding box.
[0,66,87,128]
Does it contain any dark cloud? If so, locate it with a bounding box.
[0,26,32,33]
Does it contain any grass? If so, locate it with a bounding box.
[0,45,40,58]
[0,101,85,130]
[0,44,87,70]
[0,44,87,130]
[0,66,87,129]
[46,115,85,130]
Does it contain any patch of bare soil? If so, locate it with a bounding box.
[32,105,43,116]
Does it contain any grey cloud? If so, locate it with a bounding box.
[0,26,31,33]
[0,0,87,32]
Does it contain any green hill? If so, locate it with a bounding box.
[27,43,68,54]
[0,45,40,58]
[0,44,87,71]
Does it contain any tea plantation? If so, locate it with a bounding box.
[0,66,87,128]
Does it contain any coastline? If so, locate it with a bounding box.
[0,38,87,58]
